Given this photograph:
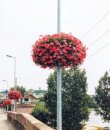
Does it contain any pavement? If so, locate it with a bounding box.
[0,109,17,130]
[83,125,104,130]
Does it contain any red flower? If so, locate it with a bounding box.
[3,99,11,107]
[32,33,86,68]
[0,104,3,107]
[8,90,22,100]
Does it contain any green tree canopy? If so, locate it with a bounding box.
[10,86,26,97]
[44,68,90,130]
[94,71,110,123]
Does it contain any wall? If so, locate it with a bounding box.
[7,112,54,130]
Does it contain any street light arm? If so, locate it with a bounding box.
[6,55,15,59]
[6,55,12,57]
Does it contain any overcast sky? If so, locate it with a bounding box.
[0,0,110,94]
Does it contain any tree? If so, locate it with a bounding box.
[26,89,34,95]
[10,86,26,97]
[94,71,110,124]
[88,95,97,109]
[43,68,90,130]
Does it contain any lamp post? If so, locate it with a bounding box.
[3,80,9,111]
[2,80,8,98]
[57,0,62,130]
[6,55,16,112]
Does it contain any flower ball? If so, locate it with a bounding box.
[8,90,21,100]
[32,33,86,68]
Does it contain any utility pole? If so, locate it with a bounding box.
[57,0,62,130]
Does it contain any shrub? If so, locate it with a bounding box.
[32,101,49,123]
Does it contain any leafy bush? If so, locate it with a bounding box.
[32,101,49,123]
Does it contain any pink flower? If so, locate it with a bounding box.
[8,90,22,100]
[32,33,86,68]
[3,99,11,107]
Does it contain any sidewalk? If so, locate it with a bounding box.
[0,109,17,130]
[83,125,104,130]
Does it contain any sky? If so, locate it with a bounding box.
[0,0,110,94]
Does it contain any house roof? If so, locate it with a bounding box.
[21,94,37,100]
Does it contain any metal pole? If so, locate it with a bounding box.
[14,57,16,90]
[2,80,7,98]
[6,80,9,112]
[3,80,9,111]
[57,67,62,130]
[57,0,61,33]
[6,55,16,112]
[13,57,16,112]
[57,0,62,130]
[6,80,8,98]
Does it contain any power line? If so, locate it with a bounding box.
[81,10,110,39]
[87,42,110,59]
[87,29,110,48]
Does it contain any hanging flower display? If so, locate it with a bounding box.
[0,104,3,107]
[32,33,86,68]
[8,90,21,100]
[3,99,11,107]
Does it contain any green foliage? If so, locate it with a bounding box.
[94,71,110,122]
[0,99,3,104]
[10,86,26,96]
[88,95,97,109]
[44,68,90,130]
[32,101,49,123]
[26,89,34,94]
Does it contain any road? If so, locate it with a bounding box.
[0,109,17,130]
